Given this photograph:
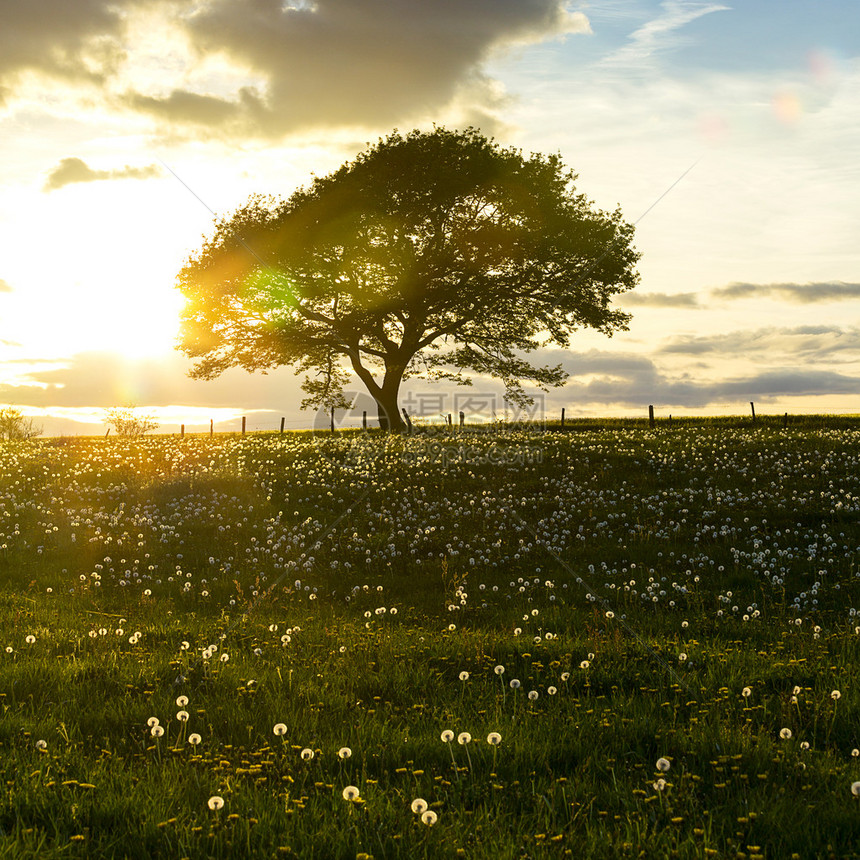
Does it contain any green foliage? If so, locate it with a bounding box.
[0,406,42,441]
[177,127,640,429]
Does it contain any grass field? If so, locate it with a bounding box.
[1,420,859,858]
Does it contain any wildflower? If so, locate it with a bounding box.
[300,748,314,760]
[151,725,164,738]
[800,741,810,750]
[656,758,671,773]
[176,695,189,707]
[852,782,860,797]
[528,690,539,701]
[147,717,160,728]
[36,739,47,751]
[742,687,752,698]
[605,611,614,619]
[514,628,522,636]
[176,710,189,722]
[831,690,841,700]
[580,660,590,669]
[510,679,521,689]
[25,635,35,644]
[681,621,689,629]
[181,641,190,650]
[273,723,288,736]
[678,653,687,662]
[457,732,472,745]
[421,810,438,826]
[653,778,666,791]
[208,795,225,810]
[338,747,352,759]
[448,624,456,632]
[548,686,557,695]
[219,653,229,663]
[188,734,201,745]
[459,671,469,681]
[441,730,454,743]
[342,786,360,801]
[494,665,505,675]
[852,749,859,758]
[793,686,801,696]
[411,798,428,814]
[561,672,570,682]
[780,728,792,740]
[487,732,502,746]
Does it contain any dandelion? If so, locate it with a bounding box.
[831,690,841,700]
[459,671,469,681]
[188,734,201,746]
[176,695,189,707]
[151,725,164,738]
[207,795,225,810]
[742,687,752,698]
[681,621,689,629]
[656,758,671,773]
[457,732,472,745]
[510,679,521,690]
[800,741,810,750]
[487,732,502,746]
[528,690,539,701]
[35,739,47,751]
[547,686,557,696]
[273,723,288,736]
[780,728,792,740]
[852,749,859,758]
[580,660,590,670]
[219,653,229,663]
[177,710,189,722]
[147,717,160,728]
[653,778,666,791]
[300,748,314,761]
[793,686,801,696]
[441,730,454,743]
[678,653,687,662]
[561,672,570,682]
[411,798,428,814]
[421,810,438,826]
[25,635,35,644]
[448,624,456,632]
[852,782,860,797]
[605,611,614,619]
[338,747,352,759]
[342,786,360,801]
[494,665,505,675]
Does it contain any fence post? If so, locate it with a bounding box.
[210,419,214,437]
[561,408,565,429]
[648,405,655,428]
[401,407,413,434]
[330,407,335,433]
[783,412,788,429]
[241,416,246,435]
[180,424,185,438]
[105,428,110,438]
[459,411,465,428]
[447,413,452,428]
[280,417,285,434]
[750,401,756,423]
[362,411,367,430]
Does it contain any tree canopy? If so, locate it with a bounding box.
[177,127,640,430]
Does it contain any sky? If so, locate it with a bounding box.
[1,0,858,435]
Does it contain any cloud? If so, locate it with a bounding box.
[0,278,13,293]
[43,156,161,191]
[1,0,589,138]
[620,291,701,308]
[712,280,860,303]
[604,0,730,66]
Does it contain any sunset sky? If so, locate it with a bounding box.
[1,0,858,434]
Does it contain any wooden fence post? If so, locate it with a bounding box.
[330,408,335,433]
[241,416,246,434]
[561,408,565,429]
[362,411,367,430]
[180,424,185,438]
[459,411,465,428]
[401,407,412,434]
[783,412,788,429]
[210,419,214,437]
[750,401,756,423]
[648,405,655,428]
[447,413,452,427]
[280,417,285,434]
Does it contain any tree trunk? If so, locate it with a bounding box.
[375,384,405,432]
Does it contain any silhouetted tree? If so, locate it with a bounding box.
[177,127,640,431]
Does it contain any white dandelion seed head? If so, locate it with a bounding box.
[342,785,360,801]
[188,734,201,745]
[487,732,502,746]
[207,795,224,810]
[151,725,164,737]
[411,798,428,814]
[831,690,841,700]
[780,728,792,740]
[300,747,314,760]
[509,679,521,689]
[653,778,666,791]
[528,690,539,701]
[852,781,860,797]
[176,696,189,707]
[338,747,352,759]
[35,739,47,751]
[441,730,454,743]
[656,758,671,773]
[177,710,189,722]
[459,671,469,681]
[147,717,160,728]
[494,665,505,675]
[421,810,438,826]
[742,687,752,698]
[457,732,472,745]
[580,660,590,670]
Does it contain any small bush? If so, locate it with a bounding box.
[103,407,159,438]
[0,406,42,441]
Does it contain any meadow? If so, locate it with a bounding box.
[1,418,859,859]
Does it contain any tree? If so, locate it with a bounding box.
[177,127,640,431]
[0,406,42,441]
[103,407,159,438]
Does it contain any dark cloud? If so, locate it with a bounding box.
[658,326,860,362]
[712,280,860,303]
[620,291,700,308]
[0,278,13,293]
[0,0,134,102]
[43,156,161,191]
[0,0,587,137]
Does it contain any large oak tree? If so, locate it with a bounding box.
[177,127,640,431]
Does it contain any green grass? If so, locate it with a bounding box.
[1,422,859,858]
